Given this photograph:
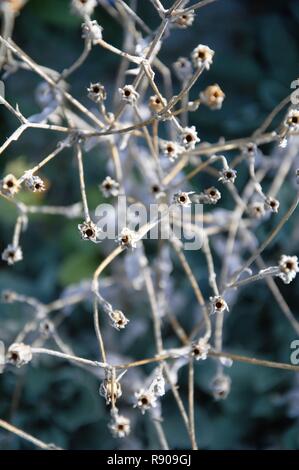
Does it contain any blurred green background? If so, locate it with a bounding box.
[0,0,299,450]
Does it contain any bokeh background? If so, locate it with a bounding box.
[0,0,299,450]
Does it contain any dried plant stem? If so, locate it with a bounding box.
[192,131,278,156]
[163,363,193,446]
[18,143,66,182]
[60,39,92,81]
[253,94,291,137]
[109,140,123,188]
[117,0,152,34]
[31,347,107,368]
[96,38,143,65]
[202,235,219,296]
[268,140,297,198]
[117,351,299,373]
[151,418,169,450]
[26,202,83,218]
[188,358,198,450]
[45,292,87,313]
[93,296,107,364]
[92,246,124,362]
[178,0,218,15]
[160,66,205,116]
[0,37,105,129]
[93,246,125,289]
[0,418,61,450]
[255,255,299,335]
[171,240,211,340]
[12,215,24,247]
[208,350,299,372]
[166,312,189,345]
[228,267,279,290]
[162,153,189,186]
[143,263,164,354]
[1,0,299,452]
[229,190,299,286]
[75,144,90,221]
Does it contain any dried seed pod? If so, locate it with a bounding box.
[6,343,32,368]
[277,255,299,284]
[2,245,23,266]
[285,109,299,131]
[0,174,20,197]
[200,84,225,110]
[100,377,122,405]
[24,175,46,193]
[117,228,138,249]
[134,389,157,414]
[180,126,200,150]
[108,411,131,438]
[200,187,221,205]
[162,141,182,162]
[87,82,106,103]
[191,338,211,361]
[211,374,231,400]
[210,296,229,314]
[100,176,120,198]
[119,85,139,104]
[173,11,195,29]
[1,290,18,303]
[264,196,280,213]
[173,57,193,81]
[191,44,214,70]
[108,309,129,330]
[78,220,101,242]
[82,20,103,42]
[218,168,237,184]
[248,202,265,219]
[148,94,167,113]
[173,191,194,207]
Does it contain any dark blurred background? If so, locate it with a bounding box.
[0,0,299,450]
